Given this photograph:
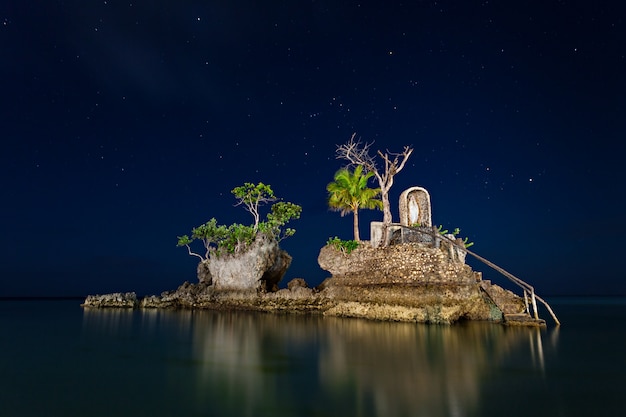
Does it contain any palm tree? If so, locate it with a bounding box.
[327,165,383,241]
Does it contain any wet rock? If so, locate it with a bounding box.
[287,278,309,290]
[317,243,495,322]
[82,292,138,308]
[197,260,212,285]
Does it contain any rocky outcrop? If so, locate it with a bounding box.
[82,292,138,308]
[208,237,291,291]
[479,280,526,314]
[318,243,477,285]
[197,260,212,285]
[82,242,529,325]
[317,243,493,324]
[137,278,330,313]
[140,281,211,308]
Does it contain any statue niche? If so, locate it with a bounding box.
[399,187,431,227]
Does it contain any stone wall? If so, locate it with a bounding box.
[317,243,493,323]
[318,243,477,285]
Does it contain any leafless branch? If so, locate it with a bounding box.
[378,146,413,176]
[335,132,377,172]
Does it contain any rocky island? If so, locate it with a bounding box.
[83,182,557,326]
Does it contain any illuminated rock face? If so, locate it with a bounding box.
[82,292,138,308]
[318,243,475,285]
[82,184,525,324]
[208,237,291,292]
[316,243,492,324]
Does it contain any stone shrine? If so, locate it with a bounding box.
[399,186,432,227]
[371,186,433,248]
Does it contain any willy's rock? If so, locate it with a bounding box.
[83,237,525,324]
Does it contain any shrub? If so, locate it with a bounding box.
[326,236,360,254]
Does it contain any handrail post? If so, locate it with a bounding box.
[535,295,561,326]
[523,290,530,315]
[530,289,539,320]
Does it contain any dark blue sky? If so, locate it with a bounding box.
[1,1,625,297]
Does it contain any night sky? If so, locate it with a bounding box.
[2,1,625,298]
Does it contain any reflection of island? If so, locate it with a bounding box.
[318,319,551,416]
[187,312,554,416]
[81,308,555,416]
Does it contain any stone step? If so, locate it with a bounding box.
[504,313,546,327]
[480,281,526,314]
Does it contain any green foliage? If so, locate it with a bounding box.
[264,201,302,241]
[462,237,474,248]
[231,182,276,229]
[326,236,360,254]
[436,225,474,248]
[231,182,275,203]
[327,166,382,216]
[327,165,382,241]
[178,183,301,260]
[177,235,192,246]
[215,224,257,256]
[192,218,228,243]
[267,201,302,226]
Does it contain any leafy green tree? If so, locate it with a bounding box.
[327,165,382,241]
[177,183,301,260]
[232,182,276,231]
[177,218,227,260]
[264,201,302,241]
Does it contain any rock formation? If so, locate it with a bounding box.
[83,184,544,325]
[207,236,291,292]
[83,292,138,308]
[83,239,530,325]
[317,243,494,324]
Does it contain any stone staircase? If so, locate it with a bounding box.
[479,280,546,327]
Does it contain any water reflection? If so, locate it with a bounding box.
[318,320,553,417]
[82,309,557,417]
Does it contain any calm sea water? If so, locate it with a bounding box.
[0,298,624,417]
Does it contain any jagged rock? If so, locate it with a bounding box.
[323,301,465,324]
[140,281,210,308]
[197,260,212,285]
[261,249,292,292]
[287,278,309,290]
[315,278,332,291]
[317,243,493,322]
[82,242,532,325]
[318,243,475,285]
[208,237,291,291]
[82,292,138,308]
[480,280,526,314]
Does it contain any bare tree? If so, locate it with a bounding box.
[336,133,413,245]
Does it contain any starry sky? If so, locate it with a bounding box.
[1,1,625,298]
